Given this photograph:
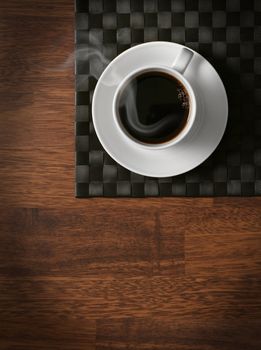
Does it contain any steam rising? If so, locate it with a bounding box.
[53,33,121,86]
[65,47,109,77]
[122,80,182,139]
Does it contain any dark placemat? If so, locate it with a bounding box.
[75,0,261,197]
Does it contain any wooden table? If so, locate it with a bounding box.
[0,1,261,349]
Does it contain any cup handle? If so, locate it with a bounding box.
[172,48,194,74]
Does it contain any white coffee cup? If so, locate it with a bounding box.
[112,47,200,150]
[92,42,227,177]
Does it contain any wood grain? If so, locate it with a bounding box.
[95,317,261,350]
[0,1,261,349]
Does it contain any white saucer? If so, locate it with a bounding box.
[92,42,228,177]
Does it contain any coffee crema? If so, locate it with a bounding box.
[117,71,190,144]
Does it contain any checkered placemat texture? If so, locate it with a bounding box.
[75,0,261,197]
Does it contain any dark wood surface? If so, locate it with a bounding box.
[0,1,261,349]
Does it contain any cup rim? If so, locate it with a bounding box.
[112,65,197,150]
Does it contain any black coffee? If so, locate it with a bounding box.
[117,71,190,144]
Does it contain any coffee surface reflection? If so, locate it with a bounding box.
[118,72,190,144]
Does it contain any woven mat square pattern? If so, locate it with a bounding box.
[75,0,261,197]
